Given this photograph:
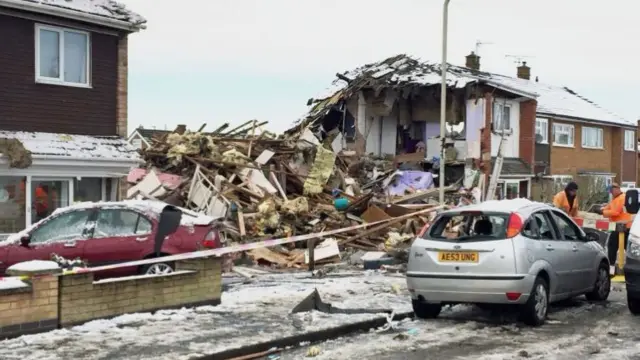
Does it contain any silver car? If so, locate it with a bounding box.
[406,199,611,326]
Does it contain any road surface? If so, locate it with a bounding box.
[277,284,638,360]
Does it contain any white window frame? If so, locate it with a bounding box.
[581,126,604,149]
[622,181,636,189]
[624,129,636,152]
[535,118,548,144]
[552,123,575,147]
[130,138,143,149]
[35,24,91,88]
[492,102,511,131]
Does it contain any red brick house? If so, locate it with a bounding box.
[0,0,145,235]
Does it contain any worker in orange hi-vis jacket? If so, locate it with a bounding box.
[553,182,579,217]
[594,183,632,265]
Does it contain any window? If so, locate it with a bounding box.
[581,126,604,149]
[131,138,143,150]
[522,212,554,240]
[535,118,548,144]
[36,24,90,86]
[0,176,27,234]
[74,178,103,203]
[93,209,152,238]
[427,213,509,241]
[30,210,92,244]
[553,123,574,147]
[493,103,511,131]
[624,130,636,151]
[550,211,581,241]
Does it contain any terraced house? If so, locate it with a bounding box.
[293,52,635,202]
[0,0,145,236]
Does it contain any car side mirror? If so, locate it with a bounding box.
[20,235,30,247]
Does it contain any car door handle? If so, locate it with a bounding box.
[546,244,554,251]
[135,237,148,242]
[64,241,76,248]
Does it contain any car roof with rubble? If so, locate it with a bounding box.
[443,199,551,216]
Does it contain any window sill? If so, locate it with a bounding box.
[581,146,604,150]
[536,141,549,145]
[624,148,637,152]
[552,143,574,148]
[36,78,92,89]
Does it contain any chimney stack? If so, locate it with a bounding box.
[465,51,480,70]
[517,62,531,80]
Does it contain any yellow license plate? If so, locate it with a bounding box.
[438,251,479,263]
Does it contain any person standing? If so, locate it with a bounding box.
[594,183,632,265]
[553,182,579,217]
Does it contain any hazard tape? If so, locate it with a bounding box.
[572,218,618,231]
[62,205,448,275]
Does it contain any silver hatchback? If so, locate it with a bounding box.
[406,199,610,326]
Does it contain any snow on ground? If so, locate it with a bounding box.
[279,285,639,360]
[0,271,410,360]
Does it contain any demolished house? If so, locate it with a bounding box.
[287,52,636,204]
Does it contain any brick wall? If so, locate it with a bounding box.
[116,35,128,138]
[519,100,537,167]
[549,119,614,176]
[0,275,58,338]
[59,257,221,327]
[0,256,222,338]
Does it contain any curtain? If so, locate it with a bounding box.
[64,31,88,83]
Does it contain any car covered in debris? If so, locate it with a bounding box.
[407,199,610,326]
[0,200,225,278]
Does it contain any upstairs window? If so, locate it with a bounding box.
[492,103,511,131]
[624,130,636,151]
[535,118,548,144]
[581,126,603,149]
[35,24,90,87]
[553,123,574,147]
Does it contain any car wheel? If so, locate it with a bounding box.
[412,299,442,319]
[520,276,549,326]
[628,294,640,315]
[585,262,611,301]
[142,262,175,275]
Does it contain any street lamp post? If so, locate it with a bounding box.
[439,0,451,205]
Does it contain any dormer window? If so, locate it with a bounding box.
[35,24,91,87]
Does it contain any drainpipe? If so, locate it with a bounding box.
[439,0,451,205]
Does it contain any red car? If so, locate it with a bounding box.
[0,200,223,278]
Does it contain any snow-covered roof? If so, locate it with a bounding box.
[290,54,633,131]
[0,131,141,162]
[0,0,145,30]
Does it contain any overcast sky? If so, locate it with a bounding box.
[120,0,640,134]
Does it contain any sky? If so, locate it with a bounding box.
[120,0,640,135]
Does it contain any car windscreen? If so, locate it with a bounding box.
[426,212,509,242]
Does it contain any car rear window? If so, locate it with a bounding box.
[426,212,509,242]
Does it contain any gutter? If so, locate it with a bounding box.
[536,112,636,129]
[0,0,145,32]
[32,154,144,164]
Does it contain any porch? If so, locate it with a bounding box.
[0,131,140,236]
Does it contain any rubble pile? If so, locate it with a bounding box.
[127,122,465,269]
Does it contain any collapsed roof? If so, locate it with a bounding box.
[290,54,632,132]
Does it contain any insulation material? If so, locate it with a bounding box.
[303,145,337,195]
[0,138,32,169]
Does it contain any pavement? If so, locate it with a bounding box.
[0,269,410,360]
[276,284,639,360]
[1,269,637,360]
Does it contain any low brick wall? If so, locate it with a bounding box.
[59,257,222,327]
[0,275,58,338]
[0,256,222,338]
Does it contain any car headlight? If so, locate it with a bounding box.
[629,236,640,258]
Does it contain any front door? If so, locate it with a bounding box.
[30,178,71,225]
[531,211,574,295]
[6,208,94,271]
[83,208,154,277]
[550,210,598,292]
